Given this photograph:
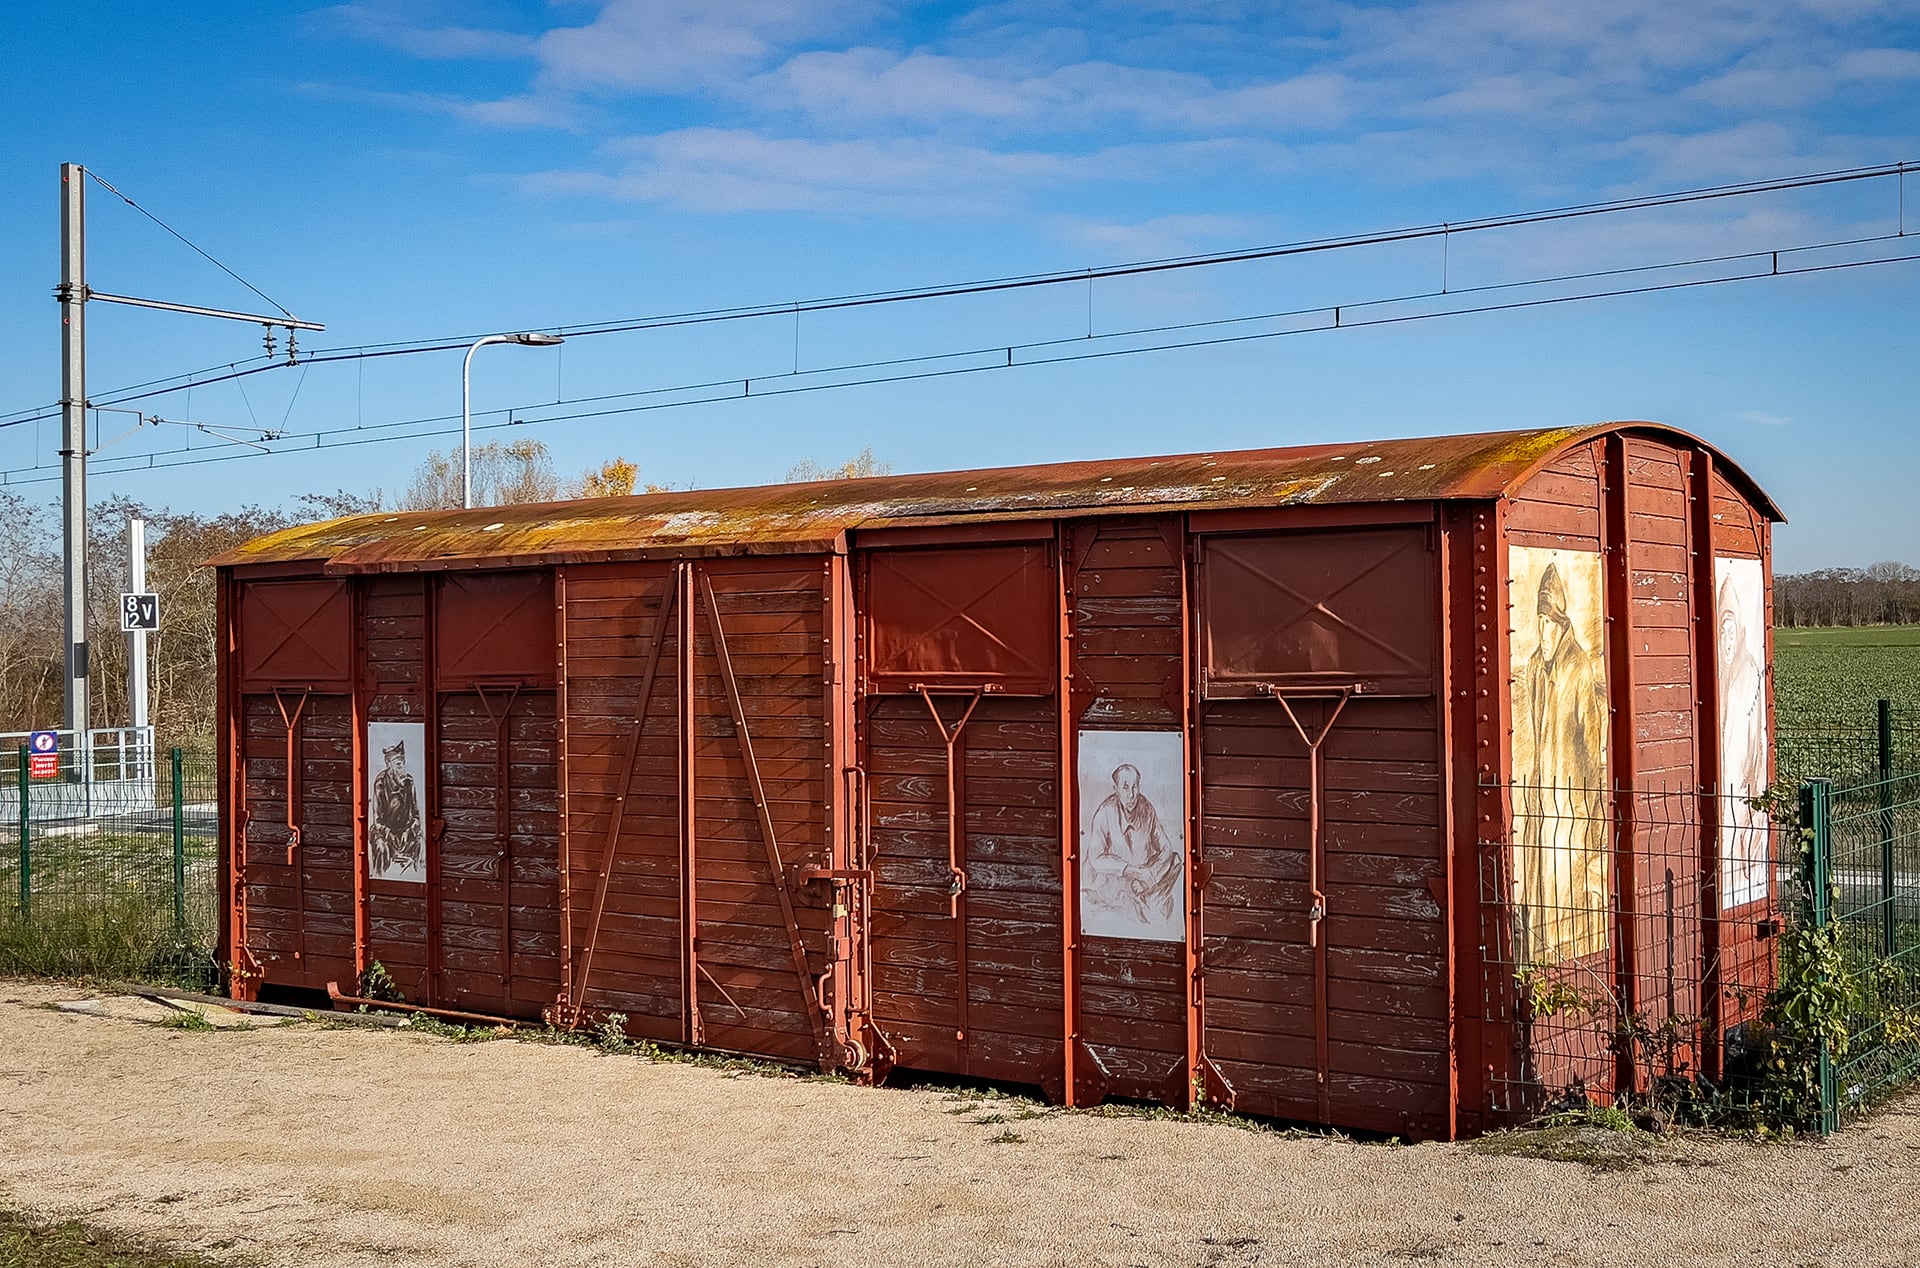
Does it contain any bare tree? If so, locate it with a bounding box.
[400,440,559,509]
[785,446,890,483]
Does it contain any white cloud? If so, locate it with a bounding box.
[533,0,876,94]
[294,82,585,131]
[525,129,1265,215]
[306,3,537,59]
[1051,213,1265,261]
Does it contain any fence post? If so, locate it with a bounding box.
[16,745,30,921]
[1800,777,1839,1136]
[1879,698,1896,957]
[171,747,186,933]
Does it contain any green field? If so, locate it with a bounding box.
[1773,624,1920,787]
[1775,624,1920,723]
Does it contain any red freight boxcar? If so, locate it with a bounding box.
[210,421,1783,1138]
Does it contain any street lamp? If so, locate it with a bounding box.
[462,332,565,509]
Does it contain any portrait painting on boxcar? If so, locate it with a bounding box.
[1078,729,1186,942]
[1508,546,1611,964]
[367,721,427,884]
[1716,557,1770,907]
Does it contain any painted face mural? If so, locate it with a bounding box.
[367,722,427,885]
[1716,557,1770,907]
[1509,546,1611,965]
[1078,731,1185,943]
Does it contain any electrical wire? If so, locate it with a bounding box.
[2,237,1913,489]
[1,157,1910,432]
[85,169,297,319]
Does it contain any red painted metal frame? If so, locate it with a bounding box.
[1471,500,1515,1125]
[350,579,369,985]
[1600,435,1643,1098]
[1436,505,1467,1139]
[1689,446,1727,1080]
[821,551,869,1069]
[424,578,444,1005]
[1179,519,1202,1111]
[677,562,702,1047]
[271,687,311,973]
[698,569,834,1071]
[553,566,575,1014]
[1057,523,1080,1105]
[1265,687,1358,1125]
[916,687,985,1044]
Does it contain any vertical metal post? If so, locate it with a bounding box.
[60,164,90,772]
[129,517,151,781]
[1800,777,1838,1136]
[16,746,30,920]
[172,746,186,932]
[1879,698,1896,958]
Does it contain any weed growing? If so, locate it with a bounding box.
[0,1205,227,1268]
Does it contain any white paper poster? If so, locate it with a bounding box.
[1078,730,1186,943]
[366,721,427,884]
[1716,557,1770,907]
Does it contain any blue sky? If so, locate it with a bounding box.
[1,1,1916,570]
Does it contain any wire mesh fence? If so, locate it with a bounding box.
[1479,781,1791,1127]
[1805,772,1920,1128]
[1776,699,1920,790]
[1,743,219,988]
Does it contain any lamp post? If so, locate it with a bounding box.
[462,332,564,509]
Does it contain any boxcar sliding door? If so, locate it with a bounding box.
[1194,520,1451,1137]
[860,539,1065,1085]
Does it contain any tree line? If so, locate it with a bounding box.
[1774,562,1920,628]
[0,442,887,741]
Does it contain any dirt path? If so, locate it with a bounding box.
[1,980,1914,1267]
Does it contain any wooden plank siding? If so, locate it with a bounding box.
[1623,437,1704,1082]
[433,690,561,1014]
[865,696,1065,1085]
[1199,695,1451,1137]
[237,691,355,992]
[360,577,432,1003]
[559,564,685,1040]
[1502,440,1617,1104]
[688,560,834,1064]
[1067,517,1188,1103]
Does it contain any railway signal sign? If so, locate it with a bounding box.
[120,592,159,632]
[27,730,58,779]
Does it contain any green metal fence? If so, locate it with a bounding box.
[1,743,220,988]
[1800,771,1920,1132]
[1777,699,1920,790]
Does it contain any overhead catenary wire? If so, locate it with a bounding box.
[2,235,1913,489]
[0,157,1912,433]
[84,169,297,320]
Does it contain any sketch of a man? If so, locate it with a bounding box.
[1084,763,1183,936]
[1517,561,1610,963]
[1718,568,1768,905]
[370,740,424,880]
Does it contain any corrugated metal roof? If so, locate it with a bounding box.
[210,422,1783,572]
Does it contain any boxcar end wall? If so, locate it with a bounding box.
[213,422,1783,1140]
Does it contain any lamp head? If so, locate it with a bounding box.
[509,332,565,346]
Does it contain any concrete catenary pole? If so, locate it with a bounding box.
[59,162,89,763]
[128,516,150,778]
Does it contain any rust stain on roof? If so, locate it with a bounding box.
[211,422,1780,572]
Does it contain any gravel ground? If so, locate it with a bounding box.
[0,979,1915,1267]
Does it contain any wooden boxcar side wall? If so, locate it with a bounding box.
[1064,515,1190,1105]
[1495,436,1777,1120]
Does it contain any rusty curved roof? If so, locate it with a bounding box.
[212,421,1782,572]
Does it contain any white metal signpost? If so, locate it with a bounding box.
[120,592,159,632]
